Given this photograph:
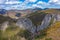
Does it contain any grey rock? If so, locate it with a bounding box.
[16,13,60,33]
[0,21,9,31]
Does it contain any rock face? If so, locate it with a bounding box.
[16,13,60,33]
[16,17,36,33]
[16,17,33,30]
[37,14,52,31]
[56,14,60,21]
[37,13,60,31]
[0,21,9,31]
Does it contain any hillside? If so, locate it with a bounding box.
[0,15,15,24]
[28,12,47,26]
[0,15,26,40]
[47,21,60,33]
[40,22,60,40]
[0,9,60,40]
[41,9,60,14]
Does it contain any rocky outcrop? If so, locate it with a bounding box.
[0,21,9,31]
[56,14,60,21]
[16,17,33,30]
[16,13,60,33]
[37,13,60,31]
[16,17,36,33]
[37,14,52,31]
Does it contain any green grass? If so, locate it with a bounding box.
[0,15,16,24]
[45,38,52,40]
[35,30,47,40]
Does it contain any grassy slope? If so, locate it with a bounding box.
[0,15,15,24]
[40,22,60,40]
[47,21,60,34]
[0,15,20,40]
[41,9,60,14]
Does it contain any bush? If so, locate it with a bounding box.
[17,30,31,40]
[35,30,47,40]
[45,38,52,40]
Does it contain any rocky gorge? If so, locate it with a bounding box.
[0,9,60,40]
[16,13,60,34]
[0,12,60,33]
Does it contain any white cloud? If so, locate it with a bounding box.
[31,4,43,8]
[37,1,44,4]
[49,0,58,3]
[0,0,6,4]
[49,0,60,4]
[5,1,22,4]
[0,0,38,10]
[37,1,50,8]
[37,1,50,5]
[0,0,60,10]
[29,0,37,2]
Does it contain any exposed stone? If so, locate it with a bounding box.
[0,21,9,31]
[16,13,60,34]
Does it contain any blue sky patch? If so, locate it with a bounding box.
[0,0,60,10]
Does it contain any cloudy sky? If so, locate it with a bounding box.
[0,0,60,10]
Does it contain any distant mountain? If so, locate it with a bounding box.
[43,8,49,10]
[40,9,60,13]
[0,8,48,16]
[33,7,42,10]
[30,8,49,12]
[0,8,60,19]
[0,9,7,15]
[7,9,34,19]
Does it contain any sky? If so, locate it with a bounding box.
[0,0,60,10]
